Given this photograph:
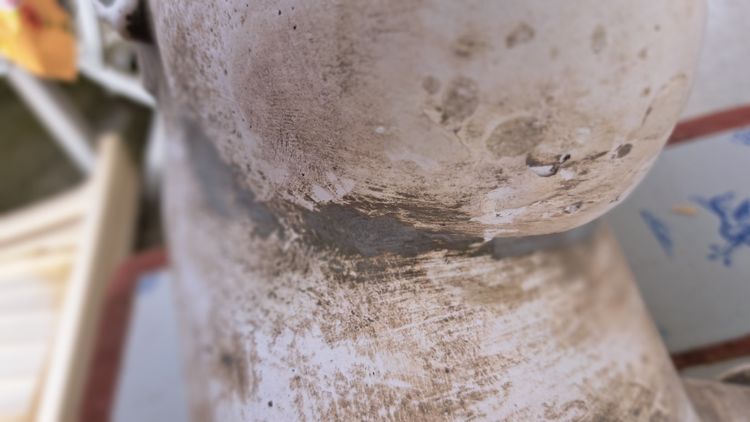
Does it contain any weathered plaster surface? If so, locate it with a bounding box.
[133,0,712,420]
[150,0,705,238]
[683,378,750,422]
[161,125,697,420]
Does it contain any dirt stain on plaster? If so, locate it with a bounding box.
[441,77,479,124]
[300,199,483,258]
[421,76,441,95]
[591,25,607,54]
[615,143,632,158]
[505,22,535,48]
[486,116,546,157]
[206,327,260,406]
[453,33,488,58]
[219,350,250,399]
[182,118,283,239]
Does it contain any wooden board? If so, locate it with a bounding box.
[0,135,139,422]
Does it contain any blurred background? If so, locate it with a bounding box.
[0,0,748,421]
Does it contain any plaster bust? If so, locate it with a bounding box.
[94,1,726,420]
[101,0,704,239]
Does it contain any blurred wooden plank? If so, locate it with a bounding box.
[0,310,57,344]
[37,135,139,422]
[0,250,75,283]
[0,223,80,266]
[0,377,37,421]
[0,186,87,248]
[0,277,67,327]
[0,278,62,314]
[0,343,47,380]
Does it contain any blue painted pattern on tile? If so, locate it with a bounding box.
[732,129,750,146]
[640,210,673,257]
[137,273,161,295]
[694,192,750,267]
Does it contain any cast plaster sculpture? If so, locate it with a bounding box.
[97,0,750,420]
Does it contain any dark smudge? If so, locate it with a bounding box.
[299,201,483,258]
[183,118,283,239]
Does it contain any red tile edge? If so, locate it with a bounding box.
[79,248,169,422]
[667,104,750,146]
[672,333,750,371]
